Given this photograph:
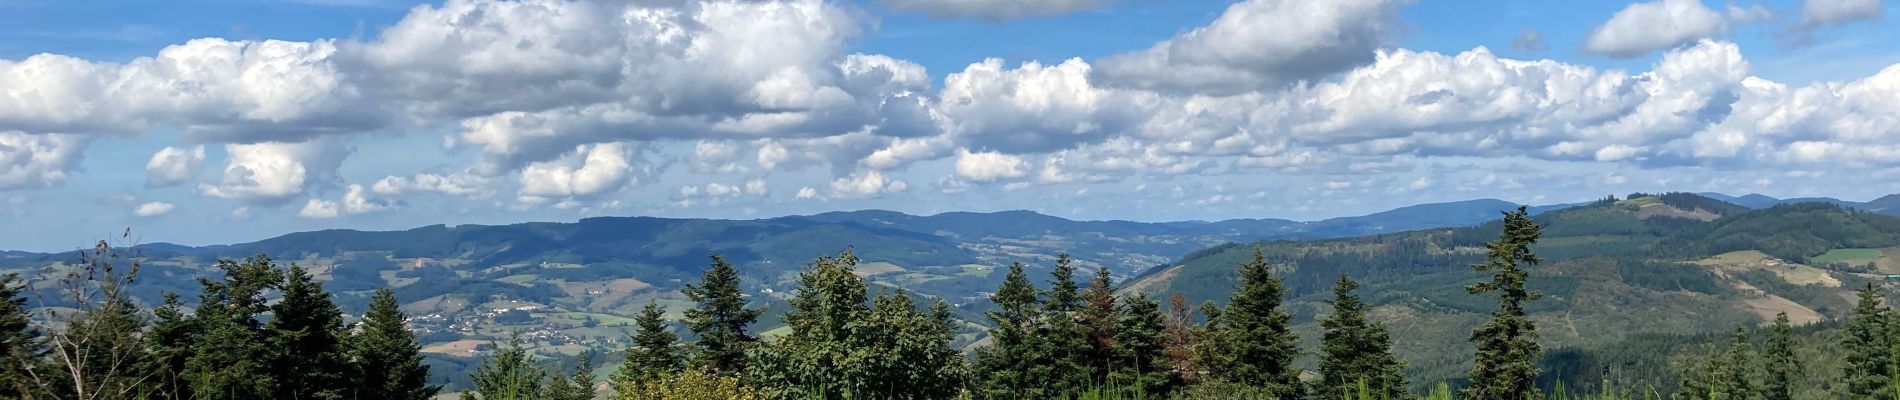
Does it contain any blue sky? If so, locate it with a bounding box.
[1,0,1897,251]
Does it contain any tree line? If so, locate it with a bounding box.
[7,207,1899,399]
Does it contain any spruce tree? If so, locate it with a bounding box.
[752,250,963,399]
[1843,283,1890,398]
[142,292,199,400]
[1162,293,1200,384]
[682,254,761,375]
[266,264,351,400]
[1761,312,1798,400]
[1039,254,1092,394]
[48,285,147,399]
[540,351,594,400]
[1111,292,1175,397]
[1080,266,1119,383]
[614,300,681,387]
[1318,274,1407,400]
[1465,207,1544,400]
[1716,326,1758,400]
[185,255,283,400]
[0,273,40,399]
[1215,248,1302,397]
[349,288,440,400]
[973,262,1048,399]
[469,335,544,400]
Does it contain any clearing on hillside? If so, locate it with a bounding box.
[1694,250,1842,287]
[1811,248,1882,267]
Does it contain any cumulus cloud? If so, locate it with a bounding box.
[828,170,908,198]
[1093,0,1404,94]
[883,0,1101,20]
[518,142,643,200]
[953,149,1029,182]
[199,139,349,202]
[145,145,205,188]
[0,132,88,190]
[298,184,396,219]
[937,58,1139,153]
[133,201,175,217]
[371,171,492,197]
[1583,0,1729,58]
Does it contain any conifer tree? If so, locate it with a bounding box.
[266,264,351,400]
[1761,312,1799,400]
[1080,266,1119,383]
[1191,300,1227,381]
[614,300,681,388]
[1714,327,1759,400]
[1843,283,1890,398]
[1318,274,1407,400]
[142,292,199,400]
[47,286,147,400]
[1162,294,1200,384]
[469,335,544,400]
[1112,292,1175,397]
[350,288,440,400]
[185,255,283,399]
[0,274,40,398]
[1215,248,1302,397]
[1039,254,1092,394]
[752,250,963,399]
[1465,207,1545,400]
[541,352,594,400]
[682,254,761,375]
[973,262,1048,399]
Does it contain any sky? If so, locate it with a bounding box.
[2,0,1898,251]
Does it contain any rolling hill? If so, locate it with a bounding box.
[1121,192,1900,391]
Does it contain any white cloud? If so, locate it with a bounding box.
[371,171,492,197]
[954,149,1029,182]
[795,186,821,200]
[828,170,908,198]
[883,0,1100,20]
[145,145,205,188]
[690,141,744,174]
[298,183,395,219]
[1093,0,1404,94]
[937,58,1138,153]
[199,139,349,202]
[1796,0,1883,30]
[1583,0,1728,58]
[0,132,88,190]
[518,142,641,199]
[133,201,175,217]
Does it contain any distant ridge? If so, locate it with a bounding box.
[1696,192,1900,215]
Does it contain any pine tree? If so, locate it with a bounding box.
[1714,327,1758,400]
[1080,266,1119,384]
[266,264,351,400]
[1038,254,1092,395]
[1162,293,1201,384]
[1191,300,1227,381]
[0,273,41,398]
[350,288,440,400]
[1843,283,1890,398]
[1215,248,1302,397]
[469,335,544,400]
[1464,207,1545,400]
[185,255,283,400]
[1318,274,1407,400]
[973,262,1048,399]
[1761,312,1798,400]
[1111,292,1176,397]
[540,351,594,400]
[614,300,681,387]
[142,292,199,400]
[682,254,762,375]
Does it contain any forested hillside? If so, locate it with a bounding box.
[1125,193,1900,392]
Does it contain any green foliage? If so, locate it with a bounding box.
[613,368,759,400]
[468,335,545,400]
[1082,266,1120,384]
[745,250,963,399]
[1844,284,1892,397]
[1319,274,1407,400]
[1465,207,1545,400]
[974,262,1050,399]
[186,256,283,400]
[683,254,763,375]
[142,292,198,399]
[541,351,595,400]
[1213,248,1303,397]
[351,288,442,400]
[1040,254,1094,395]
[0,274,35,398]
[1761,313,1798,400]
[1111,292,1176,397]
[616,300,683,389]
[265,264,351,400]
